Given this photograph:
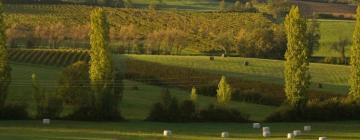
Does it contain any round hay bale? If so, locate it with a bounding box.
[263,131,271,137]
[42,118,50,125]
[253,123,261,129]
[304,126,311,131]
[163,130,172,137]
[319,137,327,140]
[262,127,270,132]
[287,133,294,139]
[221,132,229,138]
[318,83,323,88]
[244,61,249,66]
[293,130,301,136]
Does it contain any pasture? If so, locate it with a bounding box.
[126,55,350,94]
[0,120,359,140]
[315,19,355,57]
[7,63,275,121]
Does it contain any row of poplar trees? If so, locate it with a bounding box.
[284,6,360,110]
[0,4,122,120]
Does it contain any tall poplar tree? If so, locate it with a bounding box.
[190,86,198,102]
[217,76,232,105]
[89,8,113,111]
[0,3,11,108]
[349,6,360,102]
[284,6,310,108]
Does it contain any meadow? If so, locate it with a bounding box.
[1,1,360,139]
[7,63,275,121]
[0,120,359,140]
[126,55,350,94]
[314,19,355,57]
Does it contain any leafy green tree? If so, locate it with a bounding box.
[349,6,360,102]
[57,61,91,109]
[331,37,350,64]
[217,76,232,105]
[31,73,46,118]
[284,6,310,108]
[215,31,235,56]
[190,86,198,102]
[307,15,320,57]
[123,0,133,8]
[219,0,226,11]
[234,0,243,11]
[0,3,10,108]
[32,73,63,119]
[89,8,113,107]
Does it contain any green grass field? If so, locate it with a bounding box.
[314,19,355,57]
[0,120,359,140]
[125,55,350,94]
[7,63,275,121]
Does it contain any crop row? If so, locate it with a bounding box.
[8,49,90,66]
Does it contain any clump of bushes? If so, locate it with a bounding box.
[265,98,360,122]
[0,103,29,120]
[146,89,197,122]
[146,89,249,122]
[198,104,249,122]
[126,59,342,106]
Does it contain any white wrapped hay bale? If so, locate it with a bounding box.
[221,132,229,138]
[262,127,270,132]
[293,130,301,136]
[319,137,327,140]
[262,131,271,137]
[304,126,311,131]
[287,133,294,139]
[253,123,261,129]
[42,118,50,125]
[163,130,172,137]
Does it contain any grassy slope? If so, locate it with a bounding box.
[314,19,355,57]
[126,55,350,94]
[7,63,275,121]
[0,120,359,140]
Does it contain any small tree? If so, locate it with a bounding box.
[57,61,91,109]
[217,76,232,105]
[0,2,10,108]
[215,31,235,56]
[190,86,198,102]
[89,8,113,109]
[331,38,350,64]
[307,15,320,57]
[349,6,360,102]
[219,0,226,11]
[234,0,242,11]
[284,6,310,108]
[32,73,63,119]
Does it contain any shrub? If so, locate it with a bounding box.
[0,103,29,120]
[146,89,182,122]
[126,59,343,106]
[265,98,360,122]
[199,104,249,122]
[179,100,197,122]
